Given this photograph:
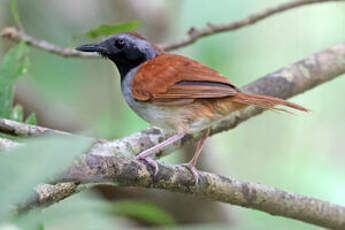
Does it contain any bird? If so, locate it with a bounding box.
[76,32,308,183]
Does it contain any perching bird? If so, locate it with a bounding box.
[76,32,307,183]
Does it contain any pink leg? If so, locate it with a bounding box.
[181,128,210,184]
[136,132,186,175]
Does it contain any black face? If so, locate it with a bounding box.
[76,33,160,78]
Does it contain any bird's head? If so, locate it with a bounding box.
[76,32,162,78]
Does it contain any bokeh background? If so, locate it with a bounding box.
[1,0,345,229]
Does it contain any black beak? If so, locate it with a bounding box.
[76,43,109,54]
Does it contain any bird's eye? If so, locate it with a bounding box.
[115,39,125,49]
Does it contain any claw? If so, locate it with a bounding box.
[180,163,199,184]
[136,156,159,176]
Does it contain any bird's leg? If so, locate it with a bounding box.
[181,128,210,184]
[136,132,186,175]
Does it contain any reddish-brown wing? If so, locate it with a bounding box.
[131,53,239,103]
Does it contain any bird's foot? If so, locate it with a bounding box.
[179,163,200,185]
[136,155,159,176]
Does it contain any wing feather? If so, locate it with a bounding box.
[131,53,239,104]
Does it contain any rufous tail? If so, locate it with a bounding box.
[232,92,308,113]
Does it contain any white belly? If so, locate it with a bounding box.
[121,67,179,131]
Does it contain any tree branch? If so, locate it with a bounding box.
[19,182,79,212]
[2,0,343,55]
[0,117,70,137]
[63,153,345,230]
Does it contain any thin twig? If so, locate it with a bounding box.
[1,27,98,58]
[162,0,343,50]
[0,117,70,137]
[2,0,343,55]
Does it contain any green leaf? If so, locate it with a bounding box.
[112,200,176,226]
[36,224,44,230]
[0,42,30,118]
[86,21,141,39]
[17,56,30,76]
[24,113,37,125]
[10,104,23,122]
[10,0,23,29]
[0,135,91,221]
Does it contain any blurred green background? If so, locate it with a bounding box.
[0,0,345,229]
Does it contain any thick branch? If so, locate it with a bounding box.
[1,137,344,229]
[64,152,345,230]
[2,0,343,55]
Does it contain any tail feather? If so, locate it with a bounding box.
[232,92,308,113]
